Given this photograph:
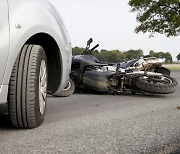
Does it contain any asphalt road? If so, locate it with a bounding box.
[0,71,180,154]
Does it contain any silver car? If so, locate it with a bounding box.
[0,0,72,128]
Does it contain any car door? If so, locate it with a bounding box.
[0,0,10,85]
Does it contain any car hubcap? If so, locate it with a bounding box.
[39,60,47,115]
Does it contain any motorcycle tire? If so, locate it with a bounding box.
[134,75,178,94]
[54,78,75,97]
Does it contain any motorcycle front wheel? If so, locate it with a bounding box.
[134,75,178,94]
[54,78,75,97]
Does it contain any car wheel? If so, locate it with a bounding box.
[8,45,47,128]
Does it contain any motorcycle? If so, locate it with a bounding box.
[58,38,177,96]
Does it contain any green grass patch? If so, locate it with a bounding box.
[163,64,180,70]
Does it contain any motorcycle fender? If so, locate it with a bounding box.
[155,66,171,76]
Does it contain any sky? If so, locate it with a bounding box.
[51,0,180,61]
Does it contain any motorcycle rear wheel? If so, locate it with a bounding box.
[134,75,178,94]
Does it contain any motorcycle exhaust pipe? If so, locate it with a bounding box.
[126,71,162,77]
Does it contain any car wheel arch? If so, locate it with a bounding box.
[25,33,63,94]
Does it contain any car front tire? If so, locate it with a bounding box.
[8,45,48,128]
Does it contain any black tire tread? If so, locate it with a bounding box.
[8,45,47,128]
[134,75,178,94]
[54,78,75,97]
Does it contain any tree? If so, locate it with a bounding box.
[124,49,144,60]
[96,50,126,63]
[177,52,180,61]
[129,0,180,36]
[108,50,126,62]
[149,50,172,63]
[72,47,85,55]
[163,52,173,63]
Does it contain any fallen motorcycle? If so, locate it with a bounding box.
[59,38,177,96]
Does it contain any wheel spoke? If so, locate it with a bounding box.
[39,60,47,115]
[42,93,46,102]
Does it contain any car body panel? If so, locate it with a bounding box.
[0,0,72,103]
[0,0,10,103]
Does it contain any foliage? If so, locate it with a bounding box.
[96,50,126,63]
[177,52,180,61]
[72,47,173,63]
[72,47,127,63]
[124,49,144,60]
[149,50,172,63]
[129,0,180,36]
[72,47,84,55]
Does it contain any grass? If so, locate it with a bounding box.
[162,64,180,70]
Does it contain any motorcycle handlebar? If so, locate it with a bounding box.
[91,44,99,51]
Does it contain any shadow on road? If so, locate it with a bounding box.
[0,103,12,129]
[73,88,167,99]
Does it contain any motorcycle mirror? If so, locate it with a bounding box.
[87,38,93,46]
